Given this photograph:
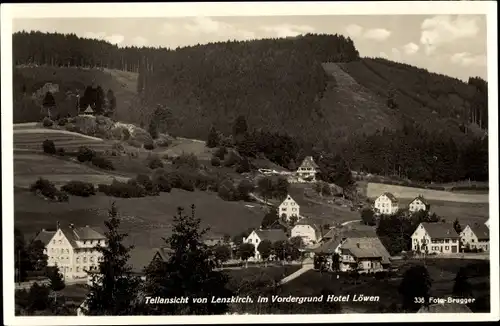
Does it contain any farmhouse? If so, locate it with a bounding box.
[411,222,460,254]
[243,229,288,260]
[408,195,430,213]
[460,224,490,252]
[338,237,391,273]
[44,222,106,281]
[296,156,319,182]
[373,192,399,215]
[202,234,226,247]
[290,219,325,245]
[278,194,300,222]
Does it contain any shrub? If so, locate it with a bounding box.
[91,156,114,170]
[235,158,251,173]
[77,146,96,162]
[97,184,111,193]
[42,139,56,154]
[144,141,155,150]
[42,117,53,128]
[99,179,146,198]
[223,151,241,167]
[166,170,195,192]
[57,118,68,126]
[30,178,58,199]
[56,147,65,156]
[61,181,95,197]
[65,123,78,132]
[55,191,69,202]
[237,179,255,200]
[127,139,142,148]
[172,153,199,170]
[122,128,131,141]
[134,174,160,196]
[155,134,173,147]
[152,174,172,193]
[148,157,164,169]
[211,156,221,167]
[214,147,228,160]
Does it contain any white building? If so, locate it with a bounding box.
[45,223,106,281]
[411,222,460,254]
[373,192,399,215]
[278,195,300,222]
[408,195,430,213]
[243,229,288,260]
[296,156,319,182]
[485,218,489,228]
[290,219,324,245]
[460,224,490,252]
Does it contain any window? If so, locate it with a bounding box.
[76,257,80,263]
[76,267,80,272]
[248,239,252,243]
[90,256,94,263]
[282,208,286,211]
[83,257,87,263]
[445,239,449,243]
[83,241,86,245]
[445,246,449,250]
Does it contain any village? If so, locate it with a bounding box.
[27,155,490,290]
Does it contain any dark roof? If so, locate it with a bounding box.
[382,192,398,203]
[417,303,472,313]
[254,229,288,242]
[341,237,391,264]
[128,247,174,274]
[469,224,490,241]
[410,195,429,206]
[59,225,105,248]
[315,228,379,254]
[33,229,56,246]
[299,156,319,169]
[421,222,460,239]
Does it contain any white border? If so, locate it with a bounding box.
[2,2,498,325]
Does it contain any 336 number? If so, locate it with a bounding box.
[414,297,425,304]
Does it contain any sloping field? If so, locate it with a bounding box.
[15,189,265,250]
[366,182,488,203]
[13,128,111,152]
[13,152,129,188]
[157,137,214,161]
[320,62,397,136]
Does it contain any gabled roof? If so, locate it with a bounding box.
[58,225,106,248]
[410,195,429,206]
[341,237,391,264]
[293,218,327,240]
[299,156,319,169]
[417,303,472,313]
[33,229,57,246]
[420,222,460,239]
[280,195,297,206]
[469,224,489,241]
[83,105,94,113]
[378,192,398,203]
[254,229,288,243]
[314,228,378,254]
[153,247,174,262]
[127,247,173,274]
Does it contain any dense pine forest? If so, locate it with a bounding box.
[12,31,489,182]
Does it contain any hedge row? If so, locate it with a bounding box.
[29,178,68,202]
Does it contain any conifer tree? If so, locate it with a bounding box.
[142,205,233,315]
[83,202,140,315]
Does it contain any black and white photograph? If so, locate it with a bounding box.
[2,1,498,325]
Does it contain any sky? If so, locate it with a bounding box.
[13,15,487,81]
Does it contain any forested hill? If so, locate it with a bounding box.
[12,31,489,182]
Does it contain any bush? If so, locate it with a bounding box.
[155,134,173,147]
[55,191,69,202]
[211,156,221,167]
[144,141,155,150]
[148,157,164,170]
[30,178,58,199]
[77,146,96,162]
[122,128,131,141]
[236,179,255,200]
[127,139,142,148]
[223,151,241,167]
[56,147,65,156]
[42,139,56,154]
[152,174,172,193]
[99,179,146,198]
[214,147,228,160]
[65,123,78,132]
[91,156,115,170]
[42,117,53,128]
[172,153,199,170]
[134,174,160,196]
[57,118,68,126]
[166,170,196,192]
[61,181,95,197]
[97,184,111,193]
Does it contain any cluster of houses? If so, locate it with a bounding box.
[373,192,430,215]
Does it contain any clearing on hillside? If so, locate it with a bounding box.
[320,62,397,136]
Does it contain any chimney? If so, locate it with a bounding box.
[356,243,360,248]
[69,223,74,229]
